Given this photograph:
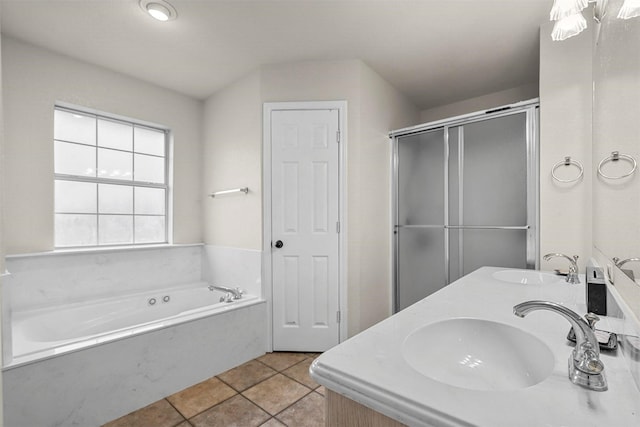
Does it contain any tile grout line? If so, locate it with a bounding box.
[257,353,318,373]
[182,391,243,423]
[215,371,277,393]
[199,356,314,422]
[239,377,314,418]
[279,357,320,389]
[162,398,188,425]
[102,353,323,426]
[269,354,324,426]
[259,415,285,427]
[179,357,288,423]
[269,387,316,423]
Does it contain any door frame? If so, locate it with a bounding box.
[262,100,348,352]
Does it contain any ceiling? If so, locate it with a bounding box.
[0,1,550,110]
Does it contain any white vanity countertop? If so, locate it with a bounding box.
[310,267,640,427]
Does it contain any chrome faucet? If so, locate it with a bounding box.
[208,285,244,300]
[514,300,607,391]
[543,253,580,284]
[613,257,640,268]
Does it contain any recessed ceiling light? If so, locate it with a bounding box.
[139,0,177,22]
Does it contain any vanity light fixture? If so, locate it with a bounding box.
[139,0,177,22]
[549,0,589,40]
[550,0,589,20]
[552,12,588,40]
[550,0,638,40]
[618,0,640,19]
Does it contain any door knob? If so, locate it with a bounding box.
[274,240,284,248]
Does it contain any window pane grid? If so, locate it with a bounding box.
[54,106,168,248]
[54,213,166,217]
[55,107,168,154]
[55,175,167,188]
[54,138,97,148]
[53,141,166,159]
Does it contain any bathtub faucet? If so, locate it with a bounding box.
[208,285,244,300]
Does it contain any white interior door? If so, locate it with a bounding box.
[270,108,340,351]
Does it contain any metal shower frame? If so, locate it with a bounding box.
[390,99,540,313]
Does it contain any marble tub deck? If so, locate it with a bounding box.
[103,352,325,427]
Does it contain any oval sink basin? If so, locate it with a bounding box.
[402,318,554,391]
[492,269,561,285]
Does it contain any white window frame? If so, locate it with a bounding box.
[53,105,170,248]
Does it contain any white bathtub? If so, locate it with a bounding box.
[4,281,267,427]
[9,281,260,367]
[3,245,267,426]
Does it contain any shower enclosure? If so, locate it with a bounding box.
[391,101,539,312]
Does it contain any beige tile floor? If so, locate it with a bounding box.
[103,352,325,427]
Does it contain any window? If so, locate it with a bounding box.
[54,106,169,247]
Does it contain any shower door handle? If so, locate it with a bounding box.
[274,240,284,249]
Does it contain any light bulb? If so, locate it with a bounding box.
[550,0,589,20]
[552,12,588,40]
[147,3,171,21]
[618,0,640,19]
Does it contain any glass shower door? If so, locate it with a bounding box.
[449,112,530,280]
[392,103,538,313]
[396,129,446,311]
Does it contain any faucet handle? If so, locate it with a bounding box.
[569,255,579,272]
[576,348,605,375]
[584,312,600,329]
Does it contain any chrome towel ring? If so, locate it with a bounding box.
[552,156,584,183]
[597,151,637,180]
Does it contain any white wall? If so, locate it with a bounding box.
[592,0,640,323]
[202,60,419,336]
[420,83,539,123]
[592,2,640,264]
[6,23,596,344]
[262,60,420,335]
[1,37,204,254]
[355,64,420,331]
[1,37,420,348]
[202,71,262,250]
[417,15,596,280]
[260,60,364,335]
[418,19,592,278]
[538,21,593,272]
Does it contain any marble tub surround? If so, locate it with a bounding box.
[202,245,262,297]
[4,301,267,427]
[5,244,204,311]
[310,267,640,427]
[3,244,268,365]
[2,243,272,426]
